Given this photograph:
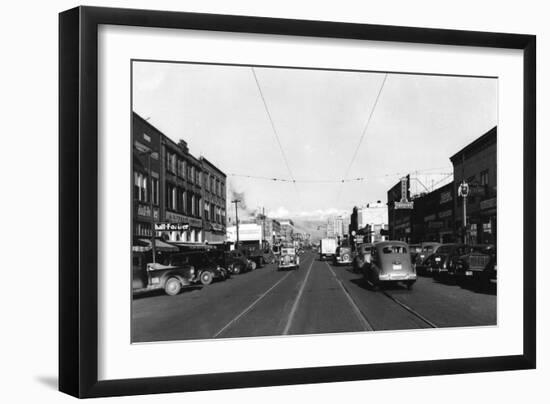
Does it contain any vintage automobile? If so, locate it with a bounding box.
[132,251,196,296]
[454,244,496,287]
[414,242,442,275]
[222,249,253,274]
[176,251,229,285]
[428,243,469,280]
[278,245,300,270]
[333,244,353,266]
[409,244,423,263]
[364,241,416,289]
[351,243,373,273]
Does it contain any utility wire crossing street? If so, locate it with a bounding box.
[132,251,496,342]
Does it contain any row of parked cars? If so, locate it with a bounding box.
[132,245,266,297]
[345,240,496,291]
[411,242,497,287]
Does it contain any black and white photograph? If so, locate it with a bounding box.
[131,61,498,343]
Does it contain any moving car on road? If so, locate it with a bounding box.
[364,241,416,289]
[278,244,300,270]
[132,251,197,296]
[352,243,373,273]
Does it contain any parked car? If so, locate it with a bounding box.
[364,241,416,289]
[333,245,353,265]
[352,243,373,273]
[428,243,468,280]
[454,244,496,287]
[175,251,229,285]
[415,242,442,275]
[223,250,251,274]
[132,251,197,296]
[278,244,300,270]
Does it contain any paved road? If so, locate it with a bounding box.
[132,251,496,342]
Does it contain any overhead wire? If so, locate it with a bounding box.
[250,67,302,206]
[336,73,388,203]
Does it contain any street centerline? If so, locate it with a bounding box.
[282,257,315,335]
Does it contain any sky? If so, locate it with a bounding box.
[132,61,497,222]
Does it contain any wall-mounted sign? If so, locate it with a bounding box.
[165,211,203,228]
[439,209,453,218]
[394,201,414,209]
[154,222,189,231]
[469,185,486,197]
[137,204,159,220]
[480,197,497,210]
[428,221,444,229]
[439,191,452,204]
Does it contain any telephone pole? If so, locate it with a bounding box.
[232,199,241,245]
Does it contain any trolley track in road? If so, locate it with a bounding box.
[364,279,438,329]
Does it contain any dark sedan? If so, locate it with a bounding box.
[428,243,469,280]
[455,244,496,287]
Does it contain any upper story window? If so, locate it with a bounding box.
[166,152,177,174]
[134,172,148,202]
[480,170,489,186]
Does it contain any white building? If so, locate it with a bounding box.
[357,201,388,242]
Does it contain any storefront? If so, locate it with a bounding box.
[162,211,204,243]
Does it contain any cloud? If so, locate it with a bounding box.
[267,206,348,220]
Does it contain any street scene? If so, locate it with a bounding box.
[131,61,497,342]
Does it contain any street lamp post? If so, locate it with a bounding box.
[458,180,469,245]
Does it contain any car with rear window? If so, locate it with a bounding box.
[278,245,300,270]
[428,243,468,280]
[364,241,416,289]
[414,242,442,275]
[454,244,496,287]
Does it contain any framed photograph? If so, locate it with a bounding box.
[59,6,536,398]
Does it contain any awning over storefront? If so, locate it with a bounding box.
[134,238,179,252]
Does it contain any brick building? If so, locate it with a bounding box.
[132,112,227,243]
[450,126,497,244]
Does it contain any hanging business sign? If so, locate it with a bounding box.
[395,176,414,209]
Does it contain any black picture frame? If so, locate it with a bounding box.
[59,6,536,398]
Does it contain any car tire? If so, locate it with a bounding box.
[164,277,182,296]
[200,271,214,285]
[406,281,415,290]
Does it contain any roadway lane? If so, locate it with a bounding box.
[285,255,371,335]
[329,262,496,329]
[132,259,293,342]
[132,251,497,343]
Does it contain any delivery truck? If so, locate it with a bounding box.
[319,238,337,260]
